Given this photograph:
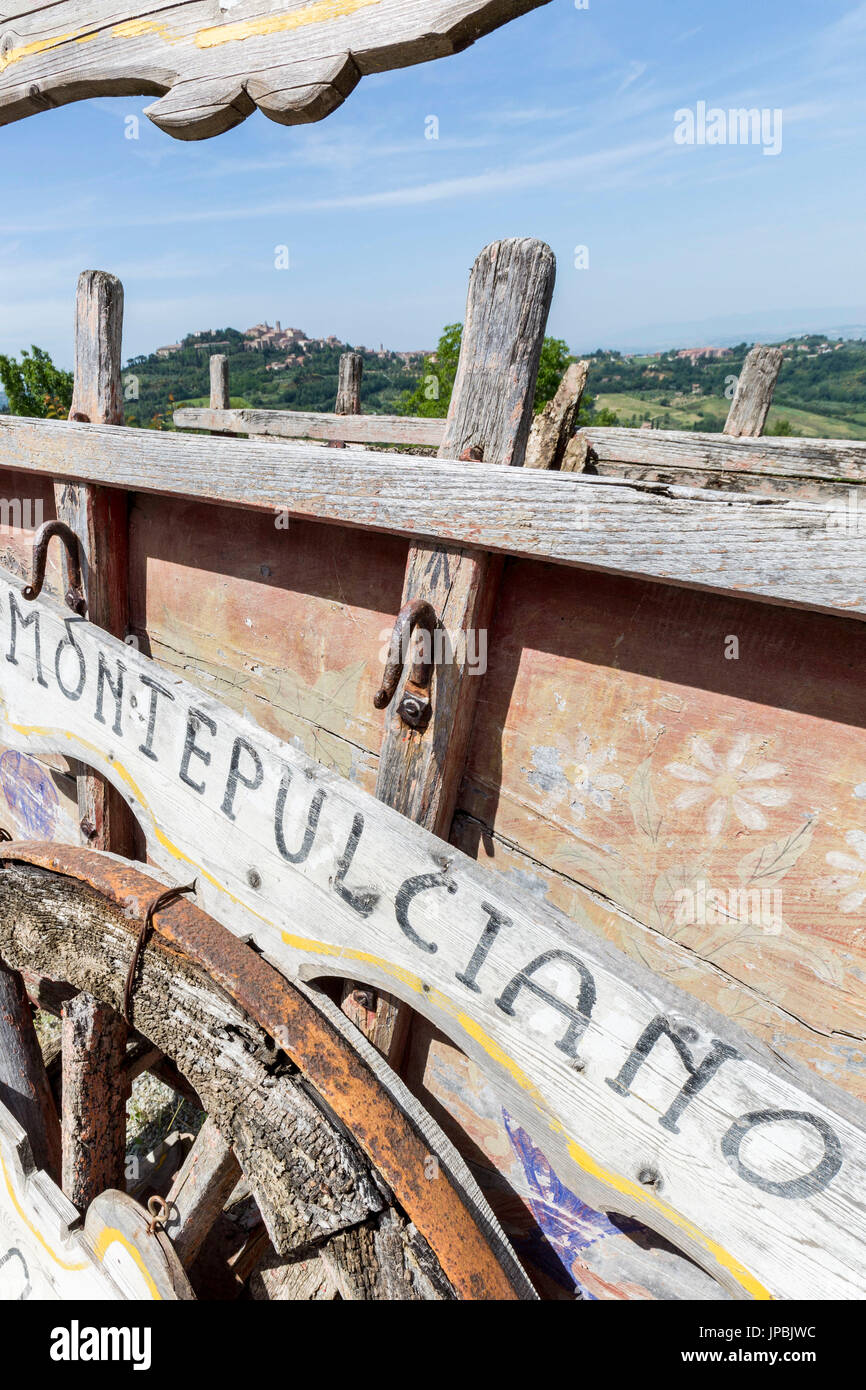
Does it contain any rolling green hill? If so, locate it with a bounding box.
[118,326,866,440]
[123,328,426,429]
[582,336,866,438]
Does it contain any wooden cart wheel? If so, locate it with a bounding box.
[0,842,534,1301]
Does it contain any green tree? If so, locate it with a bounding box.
[399,326,574,417]
[768,417,794,436]
[533,337,571,411]
[0,345,73,418]
[398,323,462,417]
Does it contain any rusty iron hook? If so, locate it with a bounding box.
[22,520,87,616]
[123,879,197,1025]
[374,598,438,731]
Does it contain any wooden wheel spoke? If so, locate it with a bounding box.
[0,846,532,1301]
[163,1117,241,1268]
[0,956,61,1182]
[60,992,128,1212]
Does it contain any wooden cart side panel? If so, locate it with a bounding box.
[128,495,411,793]
[454,557,866,1100]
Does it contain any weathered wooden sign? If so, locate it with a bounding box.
[1,574,865,1300]
[0,0,550,140]
[0,1096,192,1299]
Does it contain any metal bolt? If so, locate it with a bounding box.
[247,868,262,890]
[638,1166,662,1188]
[397,692,432,731]
[351,989,375,1011]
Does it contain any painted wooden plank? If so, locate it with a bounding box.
[175,406,445,447]
[724,347,785,438]
[0,1095,186,1300]
[0,0,550,141]
[403,1016,731,1300]
[2,576,866,1298]
[0,415,862,617]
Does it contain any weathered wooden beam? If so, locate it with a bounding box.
[174,405,444,447]
[374,238,555,833]
[2,415,864,616]
[340,982,412,1063]
[59,270,135,856]
[61,990,127,1211]
[163,1117,242,1267]
[577,426,866,486]
[0,1,551,141]
[352,239,554,1062]
[0,956,62,1181]
[724,346,785,438]
[55,270,135,1215]
[525,360,588,470]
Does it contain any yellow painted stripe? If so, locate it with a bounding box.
[93,1226,162,1300]
[0,1152,89,1273]
[194,0,381,50]
[279,930,772,1299]
[0,0,381,73]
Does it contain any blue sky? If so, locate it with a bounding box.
[2,0,866,364]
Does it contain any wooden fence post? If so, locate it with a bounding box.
[342,239,555,1062]
[0,958,62,1181]
[724,345,784,437]
[56,270,132,1209]
[336,351,362,416]
[330,350,363,448]
[209,353,231,437]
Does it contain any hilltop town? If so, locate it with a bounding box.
[154,322,427,370]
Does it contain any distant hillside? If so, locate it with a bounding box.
[583,335,866,438]
[123,325,428,429]
[120,324,866,440]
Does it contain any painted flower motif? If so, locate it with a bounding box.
[569,733,624,818]
[666,734,790,838]
[824,829,866,913]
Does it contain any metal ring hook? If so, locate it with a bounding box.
[22,520,87,616]
[374,598,438,710]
